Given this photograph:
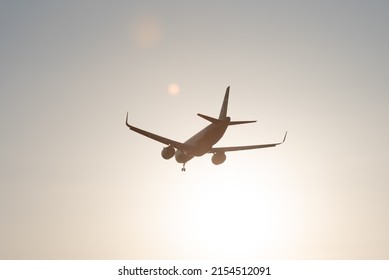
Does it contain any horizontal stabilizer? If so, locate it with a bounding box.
[197,113,220,123]
[228,120,257,125]
[198,113,256,125]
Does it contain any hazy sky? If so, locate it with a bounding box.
[1,1,388,259]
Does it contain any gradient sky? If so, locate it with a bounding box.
[1,1,388,259]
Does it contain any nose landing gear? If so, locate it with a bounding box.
[181,163,186,172]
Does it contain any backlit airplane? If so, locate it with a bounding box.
[126,86,287,171]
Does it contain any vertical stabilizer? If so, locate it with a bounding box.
[219,86,230,119]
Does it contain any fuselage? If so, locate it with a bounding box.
[175,117,230,163]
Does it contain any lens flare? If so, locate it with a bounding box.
[168,83,180,95]
[131,16,163,49]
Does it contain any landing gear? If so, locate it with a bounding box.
[181,163,186,172]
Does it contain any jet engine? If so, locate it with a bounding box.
[211,152,226,165]
[161,146,175,159]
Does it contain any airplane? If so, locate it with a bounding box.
[125,86,287,171]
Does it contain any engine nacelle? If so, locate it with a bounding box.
[211,152,226,165]
[161,146,175,160]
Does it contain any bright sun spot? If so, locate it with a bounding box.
[158,157,307,259]
[168,83,180,95]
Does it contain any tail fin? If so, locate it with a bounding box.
[197,86,257,125]
[219,86,230,120]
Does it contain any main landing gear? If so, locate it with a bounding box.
[181,163,186,172]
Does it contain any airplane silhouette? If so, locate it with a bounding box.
[126,86,287,171]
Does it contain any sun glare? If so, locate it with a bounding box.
[160,159,304,259]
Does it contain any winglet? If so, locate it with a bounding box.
[282,131,288,143]
[125,112,131,128]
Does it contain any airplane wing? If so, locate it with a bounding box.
[125,113,189,151]
[208,131,287,153]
